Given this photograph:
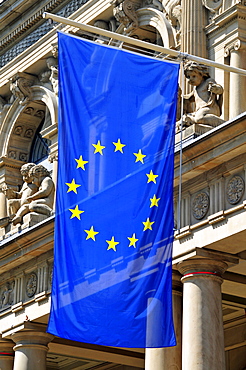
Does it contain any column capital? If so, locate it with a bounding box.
[48,152,58,163]
[177,258,228,278]
[224,39,246,57]
[12,330,54,347]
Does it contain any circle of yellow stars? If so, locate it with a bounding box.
[65,138,161,252]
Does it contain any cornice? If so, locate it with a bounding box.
[0,0,112,91]
[0,0,64,51]
[205,4,246,35]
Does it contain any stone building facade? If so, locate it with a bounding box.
[0,0,245,369]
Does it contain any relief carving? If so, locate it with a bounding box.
[0,281,14,309]
[26,273,38,298]
[226,175,245,205]
[112,0,141,31]
[14,126,24,136]
[9,73,34,106]
[46,57,58,96]
[192,192,210,220]
[202,0,223,13]
[162,0,181,46]
[24,129,34,138]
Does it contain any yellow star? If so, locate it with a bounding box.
[75,155,88,170]
[146,170,158,184]
[133,149,146,164]
[69,205,84,220]
[92,140,105,155]
[143,218,155,231]
[128,233,138,248]
[106,236,119,252]
[65,179,81,194]
[150,194,160,208]
[84,226,99,241]
[113,138,126,153]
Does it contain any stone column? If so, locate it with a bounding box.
[145,271,182,370]
[226,40,246,119]
[0,338,14,370]
[181,0,207,58]
[181,0,207,94]
[178,258,228,370]
[0,187,7,219]
[48,152,58,210]
[12,330,54,370]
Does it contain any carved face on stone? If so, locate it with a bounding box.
[186,70,204,86]
[20,163,35,183]
[30,165,51,186]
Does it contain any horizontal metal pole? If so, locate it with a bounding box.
[43,12,246,77]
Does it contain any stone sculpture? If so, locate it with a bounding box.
[1,163,55,227]
[3,163,38,218]
[177,61,224,131]
[11,164,55,225]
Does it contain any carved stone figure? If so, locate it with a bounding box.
[3,163,38,220]
[112,0,141,31]
[11,164,55,225]
[9,73,34,105]
[1,282,14,309]
[46,57,58,96]
[177,61,224,131]
[162,0,181,45]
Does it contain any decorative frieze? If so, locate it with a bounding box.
[0,261,53,312]
[177,170,246,229]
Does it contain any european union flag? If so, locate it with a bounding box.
[47,31,180,348]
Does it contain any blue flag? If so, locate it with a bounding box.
[47,31,180,348]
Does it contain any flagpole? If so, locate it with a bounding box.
[43,12,246,77]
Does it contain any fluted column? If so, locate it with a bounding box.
[12,330,54,370]
[181,0,207,58]
[145,271,182,370]
[0,338,14,370]
[225,40,246,119]
[0,188,7,218]
[178,258,228,370]
[48,152,58,210]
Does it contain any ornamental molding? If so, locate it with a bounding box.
[0,0,64,51]
[112,0,142,30]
